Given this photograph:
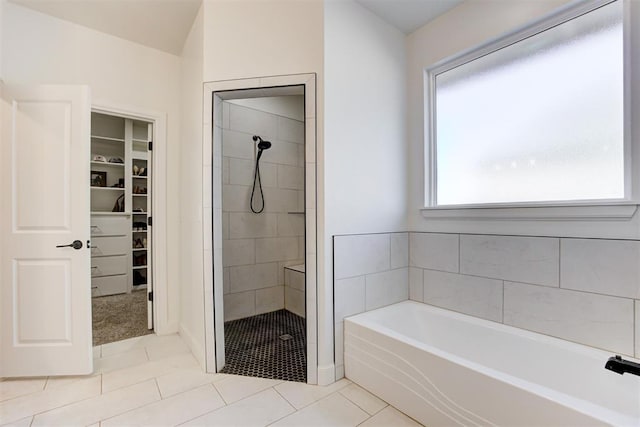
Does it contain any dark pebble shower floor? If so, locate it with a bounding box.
[221,309,306,383]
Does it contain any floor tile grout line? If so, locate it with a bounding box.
[13,380,103,425]
[150,383,226,427]
[212,378,287,406]
[284,379,353,411]
[338,387,382,416]
[97,385,163,426]
[337,388,387,418]
[272,386,297,411]
[263,386,298,427]
[0,383,49,405]
[153,377,163,400]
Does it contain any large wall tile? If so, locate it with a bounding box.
[277,165,304,190]
[229,263,278,293]
[255,286,285,314]
[222,185,251,212]
[224,291,255,321]
[222,239,255,267]
[390,233,408,269]
[504,281,634,355]
[285,267,305,291]
[409,233,459,273]
[276,213,304,237]
[423,270,502,322]
[461,235,559,287]
[334,276,365,321]
[228,103,277,138]
[365,268,408,311]
[409,267,423,302]
[222,213,230,240]
[229,158,277,188]
[561,238,640,299]
[262,188,299,213]
[285,286,305,318]
[278,117,304,144]
[221,103,305,321]
[266,140,299,167]
[222,157,230,184]
[334,234,390,279]
[228,213,277,239]
[255,237,299,263]
[222,129,254,160]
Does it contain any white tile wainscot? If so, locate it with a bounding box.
[422,269,503,323]
[333,233,409,379]
[503,281,635,355]
[560,238,640,299]
[405,232,640,359]
[460,234,559,287]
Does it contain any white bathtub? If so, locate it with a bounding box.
[344,301,640,426]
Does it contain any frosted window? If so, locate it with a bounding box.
[434,1,624,206]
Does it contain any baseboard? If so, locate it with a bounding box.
[178,324,206,370]
[317,363,336,385]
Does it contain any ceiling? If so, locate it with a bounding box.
[355,0,464,34]
[9,0,202,55]
[9,0,463,55]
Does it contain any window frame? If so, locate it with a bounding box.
[422,0,638,220]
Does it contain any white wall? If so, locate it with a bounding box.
[228,96,304,121]
[323,0,407,380]
[406,0,640,239]
[2,2,183,333]
[179,4,205,367]
[202,0,323,82]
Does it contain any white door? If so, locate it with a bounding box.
[0,84,93,377]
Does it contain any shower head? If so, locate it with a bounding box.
[253,135,272,150]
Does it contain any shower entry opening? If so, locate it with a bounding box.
[204,76,319,385]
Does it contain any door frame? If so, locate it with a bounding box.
[92,100,169,334]
[202,74,319,384]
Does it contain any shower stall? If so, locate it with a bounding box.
[218,89,307,382]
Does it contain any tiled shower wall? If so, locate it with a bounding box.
[221,101,305,321]
[409,232,640,358]
[333,233,409,379]
[333,231,640,380]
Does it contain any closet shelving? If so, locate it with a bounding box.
[90,112,152,297]
[130,120,151,289]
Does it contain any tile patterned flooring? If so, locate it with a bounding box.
[222,310,306,382]
[0,334,423,427]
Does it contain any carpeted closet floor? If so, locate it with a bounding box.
[92,290,152,346]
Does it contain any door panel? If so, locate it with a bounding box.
[14,101,71,231]
[16,260,71,343]
[1,84,93,377]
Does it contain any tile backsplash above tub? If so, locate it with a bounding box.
[333,230,640,381]
[408,232,639,358]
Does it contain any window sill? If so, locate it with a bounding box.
[420,203,639,221]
